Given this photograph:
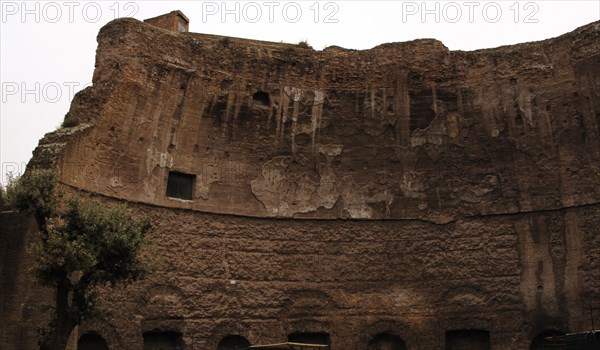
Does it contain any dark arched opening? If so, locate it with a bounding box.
[143,331,184,350]
[218,334,251,350]
[445,329,491,350]
[367,333,407,350]
[78,333,108,350]
[252,91,270,107]
[288,332,330,346]
[530,330,565,350]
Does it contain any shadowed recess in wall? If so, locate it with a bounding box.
[77,333,109,350]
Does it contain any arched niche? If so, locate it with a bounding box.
[143,331,184,350]
[78,333,108,350]
[367,333,407,350]
[530,329,565,350]
[288,332,330,346]
[217,334,251,350]
[445,329,491,350]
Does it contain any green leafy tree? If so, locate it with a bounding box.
[6,169,150,350]
[297,40,313,49]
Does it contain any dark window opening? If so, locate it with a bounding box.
[408,90,437,131]
[218,335,251,350]
[166,172,195,200]
[530,330,565,350]
[288,332,330,346]
[143,331,184,350]
[368,333,407,350]
[446,329,491,350]
[78,333,108,350]
[253,91,270,107]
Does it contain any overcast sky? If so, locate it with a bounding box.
[1,0,599,185]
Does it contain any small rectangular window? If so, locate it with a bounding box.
[166,172,195,200]
[178,19,186,33]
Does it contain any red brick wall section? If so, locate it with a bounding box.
[144,11,188,33]
[9,17,600,350]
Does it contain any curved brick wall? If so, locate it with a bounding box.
[31,18,600,222]
[5,18,598,350]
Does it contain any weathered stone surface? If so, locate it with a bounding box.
[5,199,595,349]
[3,16,599,350]
[30,18,599,222]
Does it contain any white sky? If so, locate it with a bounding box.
[1,0,599,185]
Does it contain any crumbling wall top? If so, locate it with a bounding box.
[30,17,600,221]
[144,10,189,33]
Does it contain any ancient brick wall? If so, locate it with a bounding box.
[10,17,600,349]
[40,19,600,223]
[3,200,599,349]
[0,211,53,350]
[78,201,600,349]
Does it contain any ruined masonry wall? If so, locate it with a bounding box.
[6,17,600,350]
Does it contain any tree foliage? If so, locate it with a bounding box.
[38,198,149,287]
[6,168,150,350]
[297,40,313,49]
[5,169,58,231]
